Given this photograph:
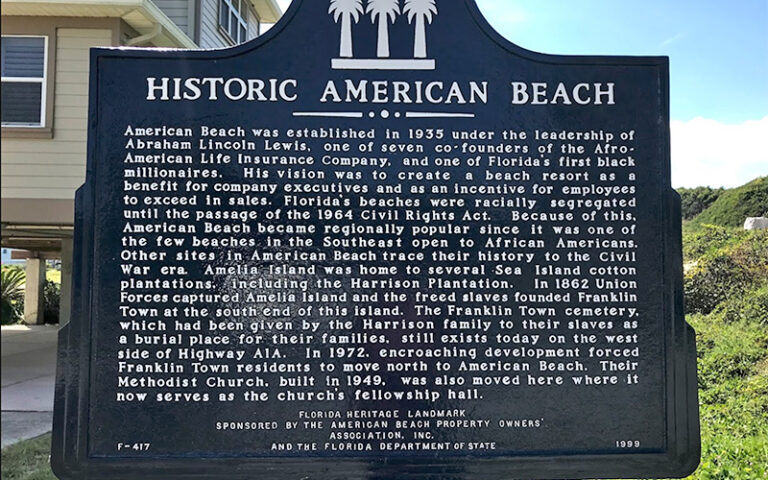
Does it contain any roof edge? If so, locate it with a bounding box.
[250,0,281,23]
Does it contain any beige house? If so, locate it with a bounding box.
[0,0,281,324]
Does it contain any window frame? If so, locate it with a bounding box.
[1,34,49,129]
[218,0,249,45]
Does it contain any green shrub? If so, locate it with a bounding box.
[43,280,60,324]
[678,186,726,220]
[674,221,768,479]
[684,230,768,314]
[1,266,26,325]
[683,225,744,262]
[685,254,752,314]
[711,283,768,325]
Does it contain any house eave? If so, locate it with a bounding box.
[0,0,198,48]
[249,0,281,23]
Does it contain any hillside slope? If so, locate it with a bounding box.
[687,177,768,229]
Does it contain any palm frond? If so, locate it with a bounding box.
[403,0,437,22]
[329,0,365,22]
[1,267,26,302]
[367,0,400,21]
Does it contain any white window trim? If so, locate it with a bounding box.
[1,35,48,129]
[219,0,248,44]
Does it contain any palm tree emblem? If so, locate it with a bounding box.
[367,0,400,58]
[328,0,437,70]
[404,0,437,58]
[329,0,365,58]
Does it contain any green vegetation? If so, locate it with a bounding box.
[678,186,725,220]
[679,177,768,479]
[674,219,768,479]
[0,264,62,325]
[43,280,61,324]
[1,265,26,325]
[686,177,768,230]
[684,226,768,314]
[0,434,55,480]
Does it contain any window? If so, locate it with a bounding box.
[1,36,47,127]
[219,0,249,44]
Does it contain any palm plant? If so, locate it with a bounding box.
[367,0,400,58]
[1,266,26,325]
[404,0,437,58]
[329,0,365,58]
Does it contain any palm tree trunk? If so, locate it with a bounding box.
[377,16,390,58]
[414,15,427,58]
[340,15,353,57]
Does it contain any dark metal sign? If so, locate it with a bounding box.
[52,1,700,478]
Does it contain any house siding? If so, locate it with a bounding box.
[199,0,260,49]
[154,0,194,38]
[248,8,260,39]
[198,0,227,48]
[1,28,112,200]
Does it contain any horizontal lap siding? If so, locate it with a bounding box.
[247,7,260,40]
[1,28,111,200]
[199,0,227,49]
[199,0,261,49]
[154,0,192,36]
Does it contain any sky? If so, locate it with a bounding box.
[273,0,767,188]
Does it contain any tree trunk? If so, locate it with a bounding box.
[377,16,390,57]
[414,16,427,58]
[340,15,353,57]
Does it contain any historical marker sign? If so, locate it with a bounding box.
[52,1,700,478]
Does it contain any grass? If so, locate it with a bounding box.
[688,312,768,480]
[0,434,55,480]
